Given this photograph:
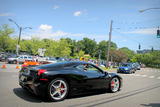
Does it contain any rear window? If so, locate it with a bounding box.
[37,61,75,70]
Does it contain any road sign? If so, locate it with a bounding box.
[38,48,46,56]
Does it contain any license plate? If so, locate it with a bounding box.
[20,75,25,81]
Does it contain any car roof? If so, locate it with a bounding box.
[37,61,89,69]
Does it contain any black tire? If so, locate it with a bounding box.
[109,77,120,93]
[129,70,132,74]
[13,60,17,64]
[48,78,69,102]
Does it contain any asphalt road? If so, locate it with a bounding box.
[0,62,160,107]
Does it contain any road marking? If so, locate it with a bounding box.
[149,76,155,78]
[157,77,160,79]
[135,74,141,76]
[141,75,147,77]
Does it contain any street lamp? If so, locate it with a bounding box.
[139,8,160,13]
[106,20,113,67]
[8,19,32,56]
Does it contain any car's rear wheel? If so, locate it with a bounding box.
[48,78,69,102]
[109,77,120,93]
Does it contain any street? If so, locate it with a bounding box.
[0,63,160,107]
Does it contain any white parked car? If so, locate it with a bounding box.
[8,55,33,64]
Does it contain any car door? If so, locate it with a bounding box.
[18,56,24,63]
[76,64,109,89]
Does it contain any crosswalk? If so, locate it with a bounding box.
[121,73,160,80]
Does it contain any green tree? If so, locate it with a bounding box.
[97,40,117,60]
[77,38,97,57]
[0,24,14,52]
[74,50,85,58]
[61,38,76,57]
[119,47,135,61]
[55,39,71,57]
[110,50,128,63]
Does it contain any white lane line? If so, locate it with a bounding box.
[134,74,141,76]
[157,77,160,79]
[129,74,134,76]
[141,75,147,77]
[149,76,155,78]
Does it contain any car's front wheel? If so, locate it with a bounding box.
[109,77,120,93]
[48,78,69,102]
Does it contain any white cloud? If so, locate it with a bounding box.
[0,13,12,16]
[73,11,82,16]
[35,30,84,39]
[39,24,53,31]
[53,5,59,10]
[123,28,156,35]
[21,24,106,41]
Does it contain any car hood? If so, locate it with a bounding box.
[119,66,130,69]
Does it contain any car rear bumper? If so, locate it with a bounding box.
[19,75,48,97]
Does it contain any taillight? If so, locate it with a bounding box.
[38,69,46,76]
[22,64,28,68]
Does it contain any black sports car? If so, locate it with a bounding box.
[19,61,122,101]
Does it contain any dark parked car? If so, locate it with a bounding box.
[19,61,122,101]
[134,62,141,70]
[0,54,8,62]
[117,63,136,74]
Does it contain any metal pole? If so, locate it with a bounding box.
[16,27,22,56]
[8,19,32,56]
[106,20,113,67]
[98,50,101,65]
[18,27,22,45]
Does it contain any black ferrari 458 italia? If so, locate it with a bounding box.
[19,61,122,101]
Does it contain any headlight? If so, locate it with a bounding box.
[124,68,128,70]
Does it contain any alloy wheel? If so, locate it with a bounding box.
[110,77,120,92]
[49,79,68,101]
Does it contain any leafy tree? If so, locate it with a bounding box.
[0,24,14,52]
[74,50,85,58]
[78,38,97,57]
[97,40,117,60]
[61,38,76,57]
[119,47,135,60]
[55,39,71,57]
[110,50,128,63]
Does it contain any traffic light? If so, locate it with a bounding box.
[138,44,141,50]
[157,30,160,38]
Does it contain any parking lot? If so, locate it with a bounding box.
[0,62,160,107]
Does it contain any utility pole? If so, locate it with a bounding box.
[9,19,32,56]
[16,27,22,56]
[106,20,113,67]
[98,50,101,65]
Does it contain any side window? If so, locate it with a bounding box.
[76,65,84,71]
[24,56,27,59]
[19,56,23,59]
[76,64,102,74]
[86,65,101,74]
[28,57,32,59]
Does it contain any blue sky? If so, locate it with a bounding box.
[0,0,160,51]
